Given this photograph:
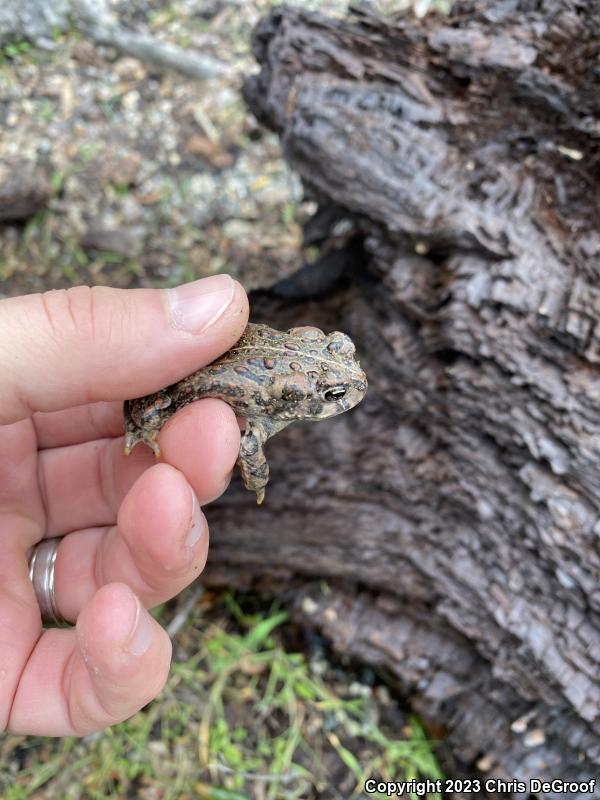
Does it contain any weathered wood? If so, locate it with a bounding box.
[204,1,600,792]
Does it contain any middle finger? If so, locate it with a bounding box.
[39,398,241,536]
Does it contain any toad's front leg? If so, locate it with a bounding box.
[238,418,288,504]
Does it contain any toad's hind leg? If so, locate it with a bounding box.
[123,400,162,458]
[238,420,270,504]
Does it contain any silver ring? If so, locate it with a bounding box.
[27,538,68,626]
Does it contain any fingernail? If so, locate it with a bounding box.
[185,488,205,548]
[166,274,235,333]
[126,596,154,656]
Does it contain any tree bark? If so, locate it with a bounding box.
[204,1,600,793]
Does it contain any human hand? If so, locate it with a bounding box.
[0,275,248,735]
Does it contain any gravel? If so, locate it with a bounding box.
[0,0,351,296]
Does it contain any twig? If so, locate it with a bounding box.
[74,0,225,80]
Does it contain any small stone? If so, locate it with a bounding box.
[80,225,145,258]
[511,712,534,733]
[120,195,143,223]
[73,40,102,67]
[476,754,494,772]
[0,161,51,222]
[524,729,546,747]
[121,90,140,111]
[301,597,319,615]
[94,151,142,187]
[114,57,146,82]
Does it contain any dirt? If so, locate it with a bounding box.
[0,0,346,299]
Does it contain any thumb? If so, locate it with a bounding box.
[0,275,249,424]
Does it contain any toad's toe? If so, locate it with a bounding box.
[124,428,161,458]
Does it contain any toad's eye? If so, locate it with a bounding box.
[324,386,346,402]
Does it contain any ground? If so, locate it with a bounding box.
[1,590,443,799]
[0,0,323,296]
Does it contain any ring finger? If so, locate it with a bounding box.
[51,462,209,622]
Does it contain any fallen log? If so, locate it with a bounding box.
[203,1,600,793]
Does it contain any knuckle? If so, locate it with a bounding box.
[39,286,97,344]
